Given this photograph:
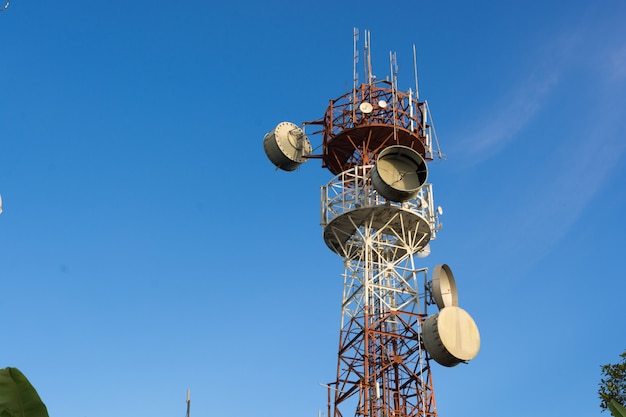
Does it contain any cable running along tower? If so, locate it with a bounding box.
[263,29,480,417]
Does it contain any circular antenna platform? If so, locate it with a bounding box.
[371,145,428,202]
[378,100,388,109]
[422,306,480,367]
[263,122,312,171]
[432,264,458,309]
[323,205,431,260]
[359,102,373,114]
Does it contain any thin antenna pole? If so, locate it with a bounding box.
[408,88,414,132]
[423,100,430,156]
[366,30,373,87]
[353,28,359,122]
[186,389,190,417]
[353,28,359,92]
[363,30,368,87]
[390,51,399,142]
[389,50,393,90]
[413,45,419,101]
[425,101,444,158]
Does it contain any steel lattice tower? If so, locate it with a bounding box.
[263,29,480,417]
[315,59,439,417]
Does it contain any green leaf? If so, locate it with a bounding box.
[609,400,626,417]
[0,368,49,417]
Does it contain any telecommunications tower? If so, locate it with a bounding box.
[263,30,480,417]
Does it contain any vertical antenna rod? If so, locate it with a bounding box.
[353,28,359,121]
[413,45,419,100]
[390,51,399,141]
[186,389,190,417]
[353,28,359,92]
[365,30,373,87]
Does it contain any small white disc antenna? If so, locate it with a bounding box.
[359,102,373,114]
[437,206,443,215]
[378,100,387,109]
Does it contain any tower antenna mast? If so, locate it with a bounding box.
[364,29,373,87]
[262,28,481,417]
[353,28,359,123]
[413,44,420,100]
[185,389,190,417]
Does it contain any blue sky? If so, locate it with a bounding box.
[1,1,625,417]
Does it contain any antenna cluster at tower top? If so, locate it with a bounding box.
[263,28,444,177]
[353,28,416,100]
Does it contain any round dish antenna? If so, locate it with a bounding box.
[422,306,480,367]
[263,121,312,171]
[431,264,458,309]
[371,145,428,202]
[359,102,373,114]
[378,100,387,109]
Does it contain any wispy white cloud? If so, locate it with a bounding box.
[518,114,626,254]
[453,26,626,277]
[466,112,626,281]
[604,43,626,83]
[515,34,626,255]
[447,34,580,166]
[462,70,558,161]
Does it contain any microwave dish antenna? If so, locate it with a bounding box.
[431,263,458,309]
[371,145,428,202]
[422,306,480,367]
[0,0,8,11]
[263,121,312,171]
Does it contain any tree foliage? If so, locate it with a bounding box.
[600,350,626,412]
[609,399,626,417]
[0,368,49,417]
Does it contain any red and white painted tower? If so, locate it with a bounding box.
[264,29,480,417]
